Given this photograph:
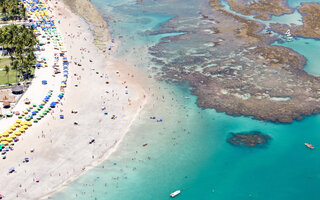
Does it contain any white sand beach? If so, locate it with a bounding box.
[0,0,148,199]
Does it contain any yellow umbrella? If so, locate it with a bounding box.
[24,110,28,114]
[27,122,32,126]
[16,119,22,123]
[6,137,13,142]
[7,129,13,133]
[2,132,9,137]
[1,137,6,141]
[19,128,25,132]
[14,123,20,127]
[10,134,16,138]
[61,83,66,87]
[29,105,33,109]
[15,131,21,136]
[1,141,8,145]
[10,126,16,130]
[22,125,28,129]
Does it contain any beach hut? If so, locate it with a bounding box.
[12,85,24,95]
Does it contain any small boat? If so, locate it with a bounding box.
[305,143,314,149]
[170,190,181,197]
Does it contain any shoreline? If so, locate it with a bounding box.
[0,0,150,199]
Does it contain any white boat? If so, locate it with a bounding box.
[285,29,291,35]
[170,190,181,197]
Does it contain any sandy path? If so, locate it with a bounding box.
[0,0,147,199]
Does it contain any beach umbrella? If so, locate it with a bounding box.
[18,115,22,119]
[32,111,37,115]
[22,125,28,130]
[27,122,32,126]
[15,111,20,115]
[25,116,30,121]
[1,141,8,146]
[33,104,37,107]
[60,83,66,87]
[24,110,28,114]
[16,119,22,123]
[2,132,9,137]
[7,129,13,133]
[15,131,21,136]
[42,80,47,85]
[0,137,6,141]
[10,134,16,139]
[6,137,13,142]
[6,112,13,117]
[37,116,41,120]
[39,104,44,108]
[33,119,38,123]
[39,114,44,118]
[36,63,41,67]
[14,123,20,127]
[10,126,16,130]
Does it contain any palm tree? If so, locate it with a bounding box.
[4,65,10,84]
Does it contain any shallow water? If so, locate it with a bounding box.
[52,0,320,199]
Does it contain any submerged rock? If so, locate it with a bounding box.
[227,131,271,147]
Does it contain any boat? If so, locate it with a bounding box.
[305,143,314,149]
[170,190,181,197]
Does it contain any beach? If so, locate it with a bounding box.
[0,0,147,199]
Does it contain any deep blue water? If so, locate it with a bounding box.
[52,0,320,199]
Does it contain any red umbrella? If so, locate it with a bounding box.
[15,111,20,115]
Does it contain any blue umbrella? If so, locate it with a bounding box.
[42,80,47,84]
[36,63,41,67]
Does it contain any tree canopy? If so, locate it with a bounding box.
[0,24,37,81]
[0,0,26,20]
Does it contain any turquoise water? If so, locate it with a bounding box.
[52,0,320,199]
[273,38,320,76]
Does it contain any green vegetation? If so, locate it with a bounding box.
[0,57,20,85]
[0,24,37,85]
[0,0,26,21]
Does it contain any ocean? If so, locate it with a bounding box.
[52,0,320,199]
